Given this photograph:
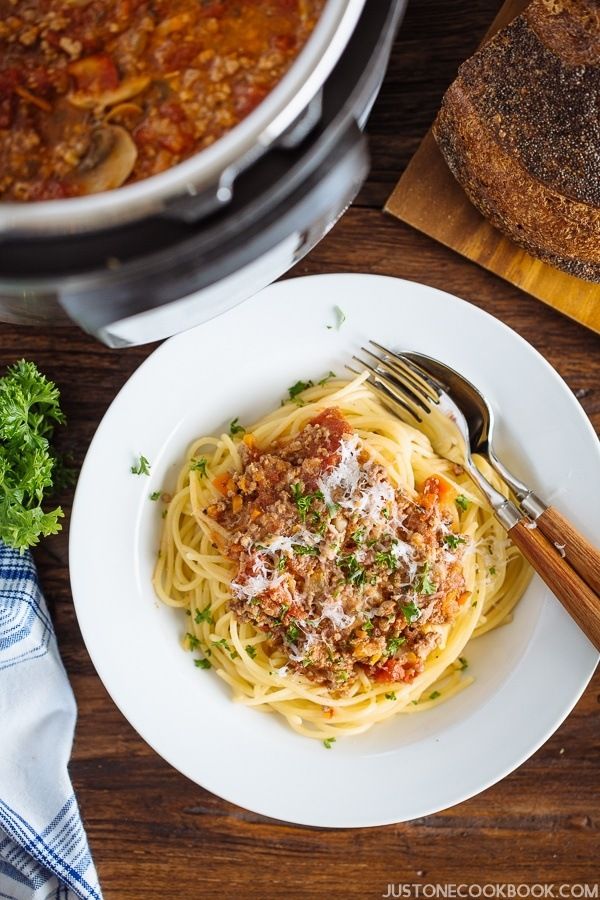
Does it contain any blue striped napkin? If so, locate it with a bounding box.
[0,542,102,900]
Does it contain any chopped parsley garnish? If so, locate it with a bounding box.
[489,566,497,576]
[290,483,323,523]
[385,691,397,701]
[336,670,349,683]
[352,528,365,544]
[190,457,208,477]
[161,508,167,519]
[375,550,397,571]
[318,371,337,386]
[293,544,319,556]
[386,636,406,655]
[400,600,421,623]
[287,379,313,405]
[149,490,161,501]
[429,690,441,700]
[194,658,212,669]
[286,623,300,642]
[186,633,200,651]
[455,494,469,511]
[131,454,151,476]
[458,656,468,670]
[443,533,466,550]
[229,417,245,436]
[211,637,239,659]
[327,306,346,330]
[363,619,374,633]
[277,556,287,572]
[415,563,436,595]
[336,553,365,586]
[323,737,336,749]
[245,645,257,659]
[194,605,213,625]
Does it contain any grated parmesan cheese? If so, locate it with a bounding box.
[390,539,418,584]
[317,434,361,511]
[231,555,286,600]
[320,597,355,631]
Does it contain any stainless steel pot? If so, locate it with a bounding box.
[0,0,366,237]
[0,0,406,345]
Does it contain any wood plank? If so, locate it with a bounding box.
[385,0,600,335]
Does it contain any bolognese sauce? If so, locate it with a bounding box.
[207,408,471,692]
[0,0,324,201]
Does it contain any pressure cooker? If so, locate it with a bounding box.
[0,0,406,347]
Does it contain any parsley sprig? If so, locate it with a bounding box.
[290,483,323,523]
[190,457,208,477]
[287,380,313,405]
[0,360,68,552]
[443,533,466,550]
[131,455,150,476]
[415,562,436,595]
[229,418,245,436]
[400,600,421,623]
[375,550,397,571]
[336,553,366,586]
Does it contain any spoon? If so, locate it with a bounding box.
[403,350,600,597]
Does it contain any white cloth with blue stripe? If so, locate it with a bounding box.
[0,542,102,900]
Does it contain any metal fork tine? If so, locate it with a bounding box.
[351,357,423,423]
[359,346,434,406]
[370,341,444,399]
[397,353,450,394]
[367,341,440,404]
[354,355,430,414]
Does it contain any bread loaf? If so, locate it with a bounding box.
[433,0,600,283]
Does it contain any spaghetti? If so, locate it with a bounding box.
[153,374,530,739]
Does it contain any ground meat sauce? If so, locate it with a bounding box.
[0,0,324,200]
[207,408,471,693]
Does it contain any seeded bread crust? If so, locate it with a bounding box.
[433,0,600,282]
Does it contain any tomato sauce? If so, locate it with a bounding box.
[0,0,324,201]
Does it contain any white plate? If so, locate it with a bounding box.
[70,274,599,827]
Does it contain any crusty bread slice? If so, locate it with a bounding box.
[433,0,600,283]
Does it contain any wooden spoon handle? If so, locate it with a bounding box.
[508,519,600,651]
[536,506,600,596]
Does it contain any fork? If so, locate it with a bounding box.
[401,348,600,597]
[351,343,600,651]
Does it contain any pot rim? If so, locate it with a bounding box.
[0,0,365,238]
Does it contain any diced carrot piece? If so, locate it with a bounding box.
[419,475,454,508]
[242,433,255,448]
[213,472,231,496]
[232,495,243,514]
[458,591,471,606]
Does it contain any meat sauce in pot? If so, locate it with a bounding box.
[0,0,324,201]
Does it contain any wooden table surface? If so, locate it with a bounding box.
[2,1,599,896]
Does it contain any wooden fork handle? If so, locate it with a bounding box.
[508,520,600,651]
[535,506,600,597]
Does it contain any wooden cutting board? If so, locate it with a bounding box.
[385,0,600,335]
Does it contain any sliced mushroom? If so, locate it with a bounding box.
[68,75,150,111]
[103,102,143,127]
[69,125,137,194]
